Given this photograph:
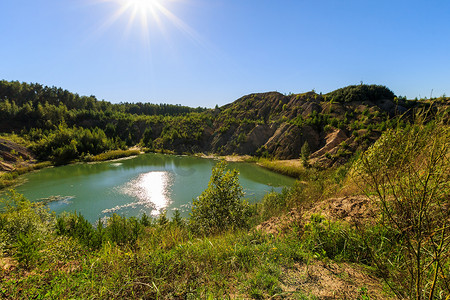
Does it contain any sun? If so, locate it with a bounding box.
[116,0,164,21]
[96,0,187,39]
[121,0,161,9]
[93,0,206,53]
[110,0,167,31]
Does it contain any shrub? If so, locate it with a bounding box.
[13,232,41,269]
[0,191,54,269]
[106,214,141,246]
[190,161,250,235]
[300,141,311,167]
[259,189,289,220]
[0,191,53,254]
[56,212,103,249]
[352,110,450,299]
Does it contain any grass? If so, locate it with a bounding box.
[0,188,394,299]
[84,149,141,162]
[1,223,305,298]
[0,212,395,299]
[0,161,51,189]
[257,158,309,178]
[0,133,31,147]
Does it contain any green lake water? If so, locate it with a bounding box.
[14,153,295,222]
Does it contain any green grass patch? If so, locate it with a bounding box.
[85,149,141,162]
[0,133,32,147]
[0,161,51,189]
[257,159,307,178]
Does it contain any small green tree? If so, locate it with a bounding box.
[301,141,311,167]
[190,161,249,235]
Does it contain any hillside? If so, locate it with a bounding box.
[0,138,34,172]
[205,86,412,166]
[1,81,442,169]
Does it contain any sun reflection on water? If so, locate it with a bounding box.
[106,171,173,216]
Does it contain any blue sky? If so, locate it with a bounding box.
[1,0,449,107]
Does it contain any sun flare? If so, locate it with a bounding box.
[121,0,162,9]
[96,0,198,42]
[117,0,164,21]
[92,0,209,60]
[109,0,167,31]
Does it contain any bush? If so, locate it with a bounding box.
[259,189,289,221]
[14,232,41,269]
[0,191,53,255]
[106,214,141,246]
[300,141,310,167]
[56,212,142,248]
[352,111,450,299]
[190,161,250,235]
[0,191,55,270]
[56,212,103,249]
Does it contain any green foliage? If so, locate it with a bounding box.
[190,161,250,235]
[85,149,140,162]
[248,264,282,298]
[171,209,184,227]
[0,79,432,163]
[353,111,450,299]
[30,124,118,163]
[106,214,141,246]
[56,213,103,249]
[237,132,247,143]
[326,84,395,103]
[258,190,289,220]
[255,146,269,158]
[13,232,41,269]
[0,190,53,255]
[56,212,143,248]
[301,141,311,167]
[302,214,367,262]
[0,187,396,299]
[140,212,151,227]
[157,210,169,226]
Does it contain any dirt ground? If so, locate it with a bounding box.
[277,261,389,299]
[257,196,392,299]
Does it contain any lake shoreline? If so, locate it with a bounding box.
[15,152,295,223]
[1,146,302,192]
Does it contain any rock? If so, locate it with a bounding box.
[311,129,348,158]
[265,124,320,159]
[237,124,277,154]
[301,102,322,117]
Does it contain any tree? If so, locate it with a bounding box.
[190,161,249,235]
[301,141,311,167]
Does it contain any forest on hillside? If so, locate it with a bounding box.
[1,80,447,167]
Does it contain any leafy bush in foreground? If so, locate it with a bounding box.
[0,190,54,268]
[353,109,450,299]
[190,161,250,235]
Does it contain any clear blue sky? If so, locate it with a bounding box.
[1,0,449,107]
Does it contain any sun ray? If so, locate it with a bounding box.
[85,0,224,75]
[153,2,206,47]
[91,0,206,46]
